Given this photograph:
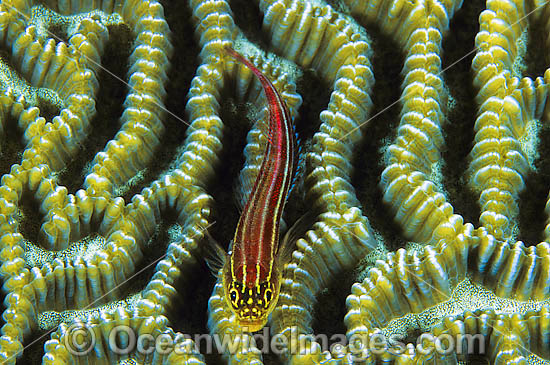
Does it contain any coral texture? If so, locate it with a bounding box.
[0,0,548,364]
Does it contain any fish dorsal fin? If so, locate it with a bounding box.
[236,116,270,212]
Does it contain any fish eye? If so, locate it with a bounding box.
[264,288,272,303]
[230,289,238,303]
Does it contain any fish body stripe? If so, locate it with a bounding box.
[225,47,296,289]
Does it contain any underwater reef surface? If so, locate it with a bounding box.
[0,0,549,363]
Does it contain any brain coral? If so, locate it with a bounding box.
[0,0,548,364]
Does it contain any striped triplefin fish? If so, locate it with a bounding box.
[205,46,297,332]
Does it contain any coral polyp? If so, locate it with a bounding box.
[0,0,549,364]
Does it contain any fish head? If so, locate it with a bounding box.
[222,263,281,332]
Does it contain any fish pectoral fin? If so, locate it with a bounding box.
[277,210,317,266]
[233,176,246,214]
[200,229,228,276]
[289,137,307,197]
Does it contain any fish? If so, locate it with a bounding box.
[206,46,297,332]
